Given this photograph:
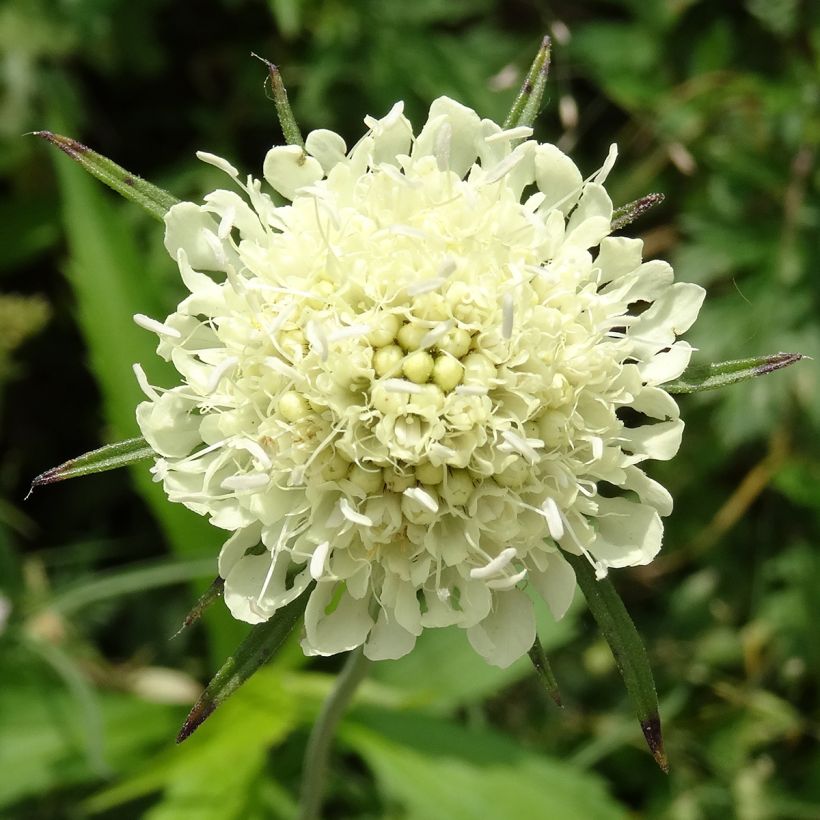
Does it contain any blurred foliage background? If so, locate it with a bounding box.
[1,0,819,817]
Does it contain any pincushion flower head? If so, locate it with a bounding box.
[131,94,704,668]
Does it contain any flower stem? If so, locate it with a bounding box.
[298,646,371,820]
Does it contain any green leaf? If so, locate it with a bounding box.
[28,436,153,496]
[343,712,627,820]
[527,637,562,707]
[665,352,804,395]
[177,593,310,742]
[34,131,178,220]
[563,553,667,772]
[503,35,551,129]
[85,667,300,818]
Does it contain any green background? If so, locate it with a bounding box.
[1,0,819,817]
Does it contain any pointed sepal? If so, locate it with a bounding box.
[611,193,665,231]
[665,352,804,395]
[176,592,309,742]
[503,36,551,130]
[564,553,668,772]
[173,576,225,638]
[527,637,562,707]
[253,53,304,147]
[28,436,154,498]
[34,132,179,221]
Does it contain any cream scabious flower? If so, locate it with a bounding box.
[134,97,704,668]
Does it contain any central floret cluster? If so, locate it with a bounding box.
[134,97,704,667]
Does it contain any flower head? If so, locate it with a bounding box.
[135,97,704,667]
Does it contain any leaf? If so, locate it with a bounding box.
[85,668,300,818]
[665,353,804,395]
[342,712,627,820]
[28,436,153,496]
[177,593,310,742]
[527,637,562,707]
[563,553,667,772]
[34,131,178,220]
[503,35,551,129]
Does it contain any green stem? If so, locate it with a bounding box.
[298,646,371,820]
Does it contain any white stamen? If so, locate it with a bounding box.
[500,430,542,464]
[258,521,292,602]
[309,540,331,580]
[387,224,426,239]
[133,314,181,338]
[470,546,517,579]
[217,205,236,240]
[429,443,457,461]
[542,497,564,541]
[454,385,488,396]
[206,356,238,394]
[262,356,298,379]
[438,257,457,277]
[305,320,329,361]
[434,122,452,169]
[132,363,159,400]
[382,379,424,394]
[406,277,447,297]
[196,151,239,178]
[328,324,371,343]
[501,292,514,339]
[592,143,618,184]
[221,472,270,491]
[339,497,373,527]
[484,126,533,143]
[436,587,451,602]
[481,150,526,185]
[203,230,228,266]
[403,486,439,513]
[486,568,528,589]
[420,320,454,349]
[588,436,604,461]
[233,438,272,470]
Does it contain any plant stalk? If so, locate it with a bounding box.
[298,646,371,820]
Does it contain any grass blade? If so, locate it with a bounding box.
[564,553,668,772]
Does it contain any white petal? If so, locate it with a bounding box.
[136,390,200,458]
[302,582,374,656]
[218,523,263,578]
[304,129,348,173]
[466,588,535,668]
[368,102,413,166]
[414,97,481,178]
[567,182,613,230]
[530,551,576,620]
[263,145,324,200]
[628,283,706,356]
[534,143,583,214]
[196,151,239,178]
[203,189,267,243]
[639,341,694,385]
[590,496,663,568]
[595,236,644,284]
[622,418,684,461]
[163,202,225,271]
[622,466,674,517]
[364,608,417,661]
